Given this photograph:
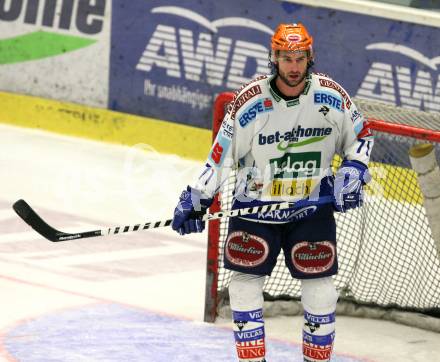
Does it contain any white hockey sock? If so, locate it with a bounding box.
[301,277,338,362]
[229,272,266,362]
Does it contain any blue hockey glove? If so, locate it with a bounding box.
[172,186,213,235]
[333,160,371,213]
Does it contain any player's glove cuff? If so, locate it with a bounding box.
[333,160,370,213]
[172,186,213,235]
[339,160,371,185]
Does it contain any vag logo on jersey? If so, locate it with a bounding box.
[239,98,273,127]
[314,92,343,112]
[136,6,273,90]
[356,43,440,112]
[270,152,321,178]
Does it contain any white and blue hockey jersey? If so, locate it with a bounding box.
[194,73,374,223]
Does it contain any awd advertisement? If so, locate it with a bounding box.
[0,0,111,108]
[109,0,440,129]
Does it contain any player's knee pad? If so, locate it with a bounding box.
[229,271,265,311]
[301,276,338,313]
[301,277,338,362]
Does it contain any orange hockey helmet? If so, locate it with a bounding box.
[271,22,313,58]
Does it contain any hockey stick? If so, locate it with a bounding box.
[12,196,333,242]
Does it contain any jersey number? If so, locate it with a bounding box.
[357,139,372,156]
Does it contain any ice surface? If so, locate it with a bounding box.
[0,124,438,362]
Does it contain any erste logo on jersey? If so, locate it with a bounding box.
[314,91,344,112]
[238,97,273,127]
[230,84,262,120]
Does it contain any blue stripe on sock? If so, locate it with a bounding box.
[303,330,335,346]
[304,311,335,324]
[234,326,265,342]
[232,308,263,322]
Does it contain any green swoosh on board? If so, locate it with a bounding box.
[0,30,96,65]
[277,136,326,151]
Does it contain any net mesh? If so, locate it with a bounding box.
[211,95,440,316]
[355,98,440,130]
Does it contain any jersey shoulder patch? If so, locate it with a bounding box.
[229,75,269,121]
[233,74,268,97]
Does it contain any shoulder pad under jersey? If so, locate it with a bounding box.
[228,75,269,120]
[313,73,353,110]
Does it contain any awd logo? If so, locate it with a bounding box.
[0,0,106,65]
[136,6,273,89]
[356,43,440,112]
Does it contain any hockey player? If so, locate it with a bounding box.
[171,22,373,362]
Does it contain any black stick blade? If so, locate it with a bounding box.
[13,199,38,223]
[13,199,65,242]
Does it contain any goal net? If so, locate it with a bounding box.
[204,92,440,332]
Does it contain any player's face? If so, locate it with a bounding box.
[276,51,309,87]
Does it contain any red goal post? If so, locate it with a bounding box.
[204,91,440,331]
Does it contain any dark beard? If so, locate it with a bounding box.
[278,70,307,88]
